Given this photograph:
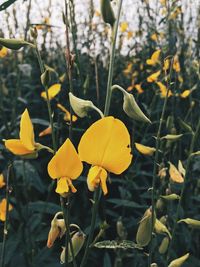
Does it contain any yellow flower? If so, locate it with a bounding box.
[146,50,161,65]
[0,174,6,188]
[0,198,13,221]
[123,63,133,76]
[41,84,61,100]
[78,117,132,195]
[156,82,173,98]
[39,126,52,137]
[180,90,191,98]
[163,58,170,71]
[5,109,38,156]
[134,84,144,94]
[127,31,133,39]
[173,56,181,72]
[135,143,156,156]
[0,46,8,58]
[169,162,184,183]
[150,33,158,42]
[120,22,128,33]
[57,103,78,122]
[147,70,161,82]
[48,139,83,195]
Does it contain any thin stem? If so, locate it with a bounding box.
[80,187,101,267]
[104,0,124,116]
[0,164,12,267]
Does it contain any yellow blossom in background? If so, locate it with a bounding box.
[120,21,128,32]
[169,6,182,20]
[135,84,144,94]
[178,75,183,83]
[78,117,132,195]
[0,198,13,221]
[123,63,133,76]
[180,90,191,98]
[41,84,61,100]
[95,10,101,17]
[135,143,156,156]
[5,109,38,156]
[39,126,52,137]
[48,139,83,195]
[169,162,184,183]
[0,174,6,188]
[57,103,78,122]
[0,46,8,58]
[151,33,158,42]
[163,58,170,71]
[146,49,161,65]
[173,56,181,72]
[160,0,167,6]
[156,82,173,98]
[127,85,134,92]
[127,31,134,39]
[147,70,161,82]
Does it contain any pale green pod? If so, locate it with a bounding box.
[154,219,172,239]
[159,236,169,254]
[160,194,180,201]
[69,92,104,118]
[0,37,35,50]
[136,208,156,247]
[168,253,189,267]
[100,0,115,27]
[161,134,183,141]
[178,218,200,229]
[60,231,86,264]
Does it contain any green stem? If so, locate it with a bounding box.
[80,187,101,267]
[104,0,124,116]
[0,164,12,267]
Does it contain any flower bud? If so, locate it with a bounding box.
[100,0,115,27]
[0,37,35,50]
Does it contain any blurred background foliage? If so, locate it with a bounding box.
[0,0,200,266]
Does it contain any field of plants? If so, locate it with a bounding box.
[0,0,200,266]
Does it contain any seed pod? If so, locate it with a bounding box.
[136,207,156,247]
[178,218,200,229]
[69,92,103,118]
[135,143,156,156]
[100,0,115,27]
[151,264,158,267]
[116,218,127,239]
[41,69,51,87]
[161,194,180,201]
[154,219,172,239]
[159,236,169,254]
[156,199,165,212]
[0,38,35,50]
[168,253,189,267]
[161,134,183,141]
[60,230,86,264]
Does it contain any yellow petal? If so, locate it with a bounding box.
[48,138,83,179]
[56,177,69,194]
[173,56,180,72]
[151,50,161,62]
[163,58,170,71]
[5,139,34,155]
[78,117,132,174]
[0,174,6,188]
[151,33,158,41]
[57,103,78,122]
[135,84,144,94]
[39,126,52,137]
[0,198,13,222]
[87,166,108,195]
[135,143,156,156]
[180,90,191,98]
[0,46,8,58]
[41,83,61,100]
[147,70,161,82]
[169,162,184,183]
[20,109,35,151]
[156,82,173,98]
[120,22,128,32]
[146,59,154,65]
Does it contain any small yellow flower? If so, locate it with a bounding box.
[57,103,77,122]
[120,22,128,33]
[173,56,181,72]
[48,139,83,195]
[0,174,6,188]
[5,109,38,156]
[147,70,161,82]
[39,126,52,137]
[146,50,161,65]
[78,117,132,195]
[169,162,184,183]
[134,84,144,94]
[0,198,13,221]
[163,58,170,71]
[135,143,156,156]
[0,46,8,58]
[180,90,191,98]
[150,33,158,42]
[41,84,61,100]
[127,31,134,39]
[156,82,173,98]
[123,63,133,76]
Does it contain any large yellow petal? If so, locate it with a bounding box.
[20,109,35,151]
[0,174,6,188]
[135,143,156,156]
[41,83,61,100]
[56,177,69,194]
[0,47,8,58]
[5,139,34,155]
[48,138,83,179]
[78,117,132,174]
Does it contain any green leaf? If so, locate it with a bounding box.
[107,198,146,209]
[28,201,60,214]
[0,0,18,11]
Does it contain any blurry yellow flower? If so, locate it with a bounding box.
[169,162,184,183]
[178,75,183,83]
[135,84,144,94]
[44,17,50,24]
[0,198,13,221]
[127,85,134,92]
[169,7,182,20]
[0,174,6,188]
[156,82,173,98]
[151,33,158,42]
[57,103,78,122]
[180,90,191,98]
[39,126,52,137]
[95,10,101,17]
[78,117,132,195]
[123,63,133,76]
[135,143,156,156]
[173,56,180,72]
[48,139,83,195]
[5,109,38,156]
[147,70,161,82]
[0,46,8,58]
[127,31,133,39]
[161,7,167,15]
[163,58,170,71]
[160,0,167,6]
[120,22,128,32]
[41,84,61,100]
[146,50,161,65]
